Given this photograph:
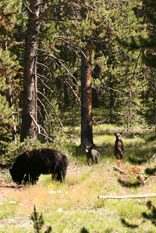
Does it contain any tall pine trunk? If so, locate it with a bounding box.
[20,0,42,142]
[81,39,93,147]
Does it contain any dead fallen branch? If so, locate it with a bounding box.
[99,194,156,199]
[113,166,125,174]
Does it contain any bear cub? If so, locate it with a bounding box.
[114,133,124,159]
[85,145,100,164]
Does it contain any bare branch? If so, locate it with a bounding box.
[113,166,126,174]
[24,5,33,15]
[38,47,81,103]
[92,117,104,134]
[37,90,65,130]
[37,97,54,134]
[46,53,81,103]
[38,132,54,142]
[35,72,50,82]
[37,61,51,73]
[99,194,156,199]
[30,112,54,142]
[37,75,54,94]
[37,97,52,122]
[30,112,41,134]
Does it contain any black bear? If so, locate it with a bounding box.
[114,133,124,159]
[85,145,100,164]
[9,148,68,185]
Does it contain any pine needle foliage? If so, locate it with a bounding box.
[31,206,52,233]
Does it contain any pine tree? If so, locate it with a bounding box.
[0,0,21,152]
[115,0,150,128]
[126,0,156,127]
[142,0,156,66]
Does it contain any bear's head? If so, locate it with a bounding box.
[9,168,24,184]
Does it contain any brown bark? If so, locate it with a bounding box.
[20,0,42,142]
[81,39,93,147]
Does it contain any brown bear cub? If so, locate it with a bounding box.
[85,145,100,164]
[114,133,124,159]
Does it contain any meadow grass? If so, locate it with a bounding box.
[0,124,156,232]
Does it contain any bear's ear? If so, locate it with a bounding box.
[114,133,117,136]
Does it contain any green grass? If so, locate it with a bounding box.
[1,124,156,232]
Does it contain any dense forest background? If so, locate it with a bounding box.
[0,0,156,161]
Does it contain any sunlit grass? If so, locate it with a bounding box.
[1,124,156,232]
[117,199,145,219]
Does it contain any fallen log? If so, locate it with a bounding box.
[98,194,156,199]
[113,166,125,174]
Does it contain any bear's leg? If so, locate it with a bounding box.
[30,173,39,185]
[24,174,30,184]
[52,171,57,180]
[56,170,63,182]
[60,168,67,182]
[119,152,123,159]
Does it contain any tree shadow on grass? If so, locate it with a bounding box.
[80,227,113,233]
[145,167,156,176]
[128,148,156,165]
[127,139,156,165]
[121,201,156,230]
[128,157,150,165]
[142,201,156,226]
[80,227,89,233]
[118,178,143,188]
[121,218,139,229]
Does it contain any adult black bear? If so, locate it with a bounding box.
[85,145,100,164]
[114,133,124,159]
[9,148,68,185]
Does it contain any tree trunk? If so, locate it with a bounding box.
[20,0,42,142]
[81,39,93,147]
